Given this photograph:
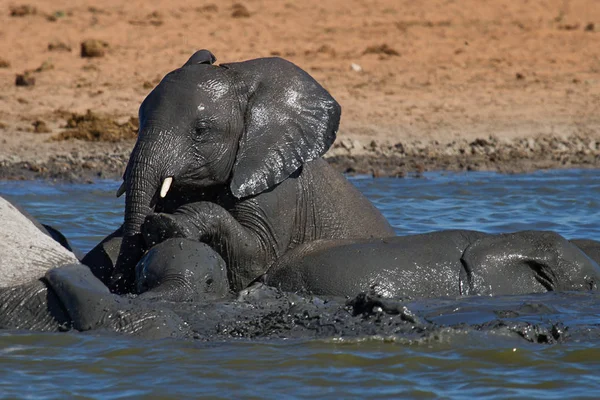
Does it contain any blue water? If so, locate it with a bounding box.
[1,169,600,398]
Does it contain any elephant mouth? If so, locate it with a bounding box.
[118,175,226,218]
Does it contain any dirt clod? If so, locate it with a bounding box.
[197,4,218,13]
[32,120,51,133]
[48,41,72,52]
[129,11,163,26]
[363,44,400,56]
[34,61,54,73]
[15,73,35,86]
[558,23,580,31]
[46,10,68,21]
[80,40,109,58]
[306,44,337,57]
[53,110,138,142]
[0,58,10,68]
[10,5,36,17]
[231,3,250,18]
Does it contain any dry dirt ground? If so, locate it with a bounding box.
[0,0,599,180]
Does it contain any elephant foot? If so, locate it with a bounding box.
[142,213,196,248]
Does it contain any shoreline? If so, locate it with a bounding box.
[1,132,598,182]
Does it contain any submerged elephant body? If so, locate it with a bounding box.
[265,230,600,298]
[3,194,600,342]
[0,224,230,338]
[88,223,600,301]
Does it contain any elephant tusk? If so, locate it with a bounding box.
[116,181,126,198]
[160,177,173,198]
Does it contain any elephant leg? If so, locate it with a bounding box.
[460,231,600,296]
[0,279,71,332]
[45,264,189,339]
[142,201,270,291]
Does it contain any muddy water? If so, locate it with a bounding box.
[1,170,600,398]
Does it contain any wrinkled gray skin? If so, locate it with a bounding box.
[135,238,229,302]
[81,226,123,285]
[0,200,229,338]
[111,49,394,294]
[8,266,600,344]
[5,195,600,342]
[1,239,230,339]
[0,196,80,287]
[45,264,190,339]
[570,238,600,266]
[84,230,231,303]
[264,230,600,298]
[94,224,600,301]
[5,213,600,341]
[2,195,78,256]
[0,195,78,331]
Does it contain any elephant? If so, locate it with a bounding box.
[569,238,600,266]
[135,238,230,302]
[12,263,600,344]
[91,220,600,301]
[110,49,395,294]
[7,234,600,342]
[0,226,230,338]
[82,228,231,303]
[0,196,79,287]
[0,194,81,332]
[262,230,600,298]
[5,194,600,342]
[0,194,233,337]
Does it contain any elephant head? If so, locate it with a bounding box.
[111,50,341,293]
[135,238,229,302]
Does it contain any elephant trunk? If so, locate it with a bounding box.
[123,150,160,236]
[111,138,172,293]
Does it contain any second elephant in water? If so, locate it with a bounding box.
[263,230,600,298]
[93,222,600,300]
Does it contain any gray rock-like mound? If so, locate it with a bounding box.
[0,196,78,287]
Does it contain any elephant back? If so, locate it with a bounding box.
[0,196,79,287]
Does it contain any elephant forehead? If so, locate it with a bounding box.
[196,78,230,101]
[283,85,302,108]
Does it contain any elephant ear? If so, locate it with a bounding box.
[224,57,341,199]
[183,49,216,66]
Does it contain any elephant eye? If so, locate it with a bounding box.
[193,120,211,135]
[195,120,209,129]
